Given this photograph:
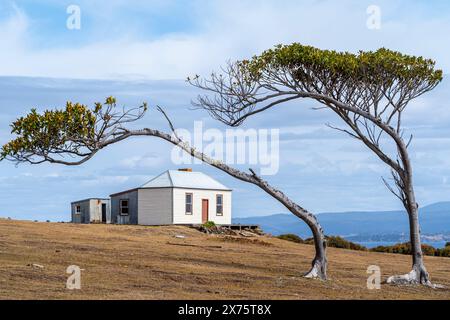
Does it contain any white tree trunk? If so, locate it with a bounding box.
[387,148,431,286]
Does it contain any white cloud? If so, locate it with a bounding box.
[78,175,130,187]
[119,153,163,169]
[0,3,28,56]
[0,0,449,79]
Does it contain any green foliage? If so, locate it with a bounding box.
[278,235,449,257]
[202,221,216,229]
[446,242,450,247]
[436,246,450,257]
[241,43,443,88]
[324,236,367,251]
[371,242,450,257]
[0,97,116,161]
[276,234,304,243]
[277,234,367,251]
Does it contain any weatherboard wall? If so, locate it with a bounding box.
[172,188,232,225]
[138,188,173,225]
[111,190,139,225]
[71,200,91,223]
[71,199,111,224]
[89,199,111,223]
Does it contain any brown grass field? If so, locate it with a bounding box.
[0,219,449,300]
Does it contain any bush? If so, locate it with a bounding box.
[371,242,450,258]
[372,242,411,254]
[302,237,316,245]
[275,235,450,257]
[421,244,438,256]
[276,234,367,251]
[325,236,367,251]
[202,221,216,229]
[277,234,304,243]
[436,246,450,257]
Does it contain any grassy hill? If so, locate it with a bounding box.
[0,219,449,300]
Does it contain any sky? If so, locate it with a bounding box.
[0,0,449,221]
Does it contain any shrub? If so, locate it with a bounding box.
[421,244,438,256]
[434,246,450,257]
[277,234,367,251]
[372,242,411,254]
[370,242,450,257]
[325,236,367,251]
[275,235,450,257]
[202,221,216,229]
[277,234,304,243]
[301,237,315,245]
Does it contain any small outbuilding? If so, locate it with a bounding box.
[71,198,111,224]
[110,169,232,226]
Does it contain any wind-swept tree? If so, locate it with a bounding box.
[189,44,443,286]
[1,97,328,280]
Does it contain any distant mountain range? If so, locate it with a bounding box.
[233,202,450,247]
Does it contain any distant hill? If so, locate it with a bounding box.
[233,202,450,242]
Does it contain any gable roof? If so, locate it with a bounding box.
[140,170,231,191]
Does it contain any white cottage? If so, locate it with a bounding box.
[109,169,232,226]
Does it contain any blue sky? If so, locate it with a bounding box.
[0,0,449,221]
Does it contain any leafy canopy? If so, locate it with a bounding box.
[191,43,443,128]
[0,96,142,164]
[242,43,443,86]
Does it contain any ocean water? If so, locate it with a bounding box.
[357,241,447,249]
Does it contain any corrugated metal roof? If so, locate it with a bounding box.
[140,170,230,191]
[71,198,110,204]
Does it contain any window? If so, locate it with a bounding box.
[185,193,193,215]
[75,205,81,214]
[120,199,129,216]
[216,194,223,216]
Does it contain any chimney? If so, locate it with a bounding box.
[178,168,193,172]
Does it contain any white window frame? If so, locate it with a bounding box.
[216,194,223,216]
[120,199,129,216]
[75,205,81,214]
[185,193,193,215]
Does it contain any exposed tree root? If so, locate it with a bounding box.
[386,264,435,287]
[304,257,327,280]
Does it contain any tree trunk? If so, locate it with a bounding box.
[303,217,327,280]
[407,204,430,284]
[387,199,431,285]
[387,154,431,286]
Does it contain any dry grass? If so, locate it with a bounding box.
[0,219,449,300]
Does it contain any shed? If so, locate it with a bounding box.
[71,198,111,224]
[109,169,232,226]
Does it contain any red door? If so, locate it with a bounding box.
[202,199,209,223]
